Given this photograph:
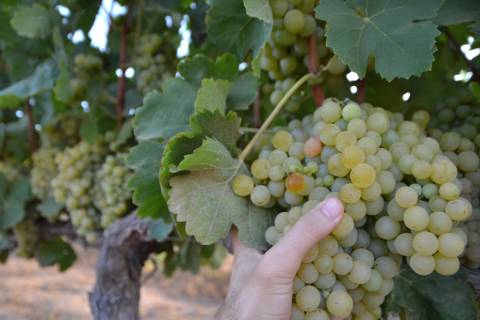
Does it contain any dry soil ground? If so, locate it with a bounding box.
[0,246,231,320]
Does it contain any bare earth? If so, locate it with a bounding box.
[0,246,232,320]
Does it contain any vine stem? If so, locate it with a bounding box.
[24,99,37,155]
[116,9,131,127]
[239,73,316,162]
[308,34,324,106]
[357,79,366,103]
[441,27,480,83]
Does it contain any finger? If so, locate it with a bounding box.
[263,197,344,277]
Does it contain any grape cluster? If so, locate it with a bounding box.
[233,98,473,319]
[260,0,345,112]
[14,219,38,258]
[42,112,83,148]
[93,154,132,228]
[70,53,104,102]
[134,33,178,95]
[31,147,59,200]
[52,141,107,243]
[426,102,480,268]
[0,161,20,181]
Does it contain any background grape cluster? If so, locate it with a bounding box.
[233,98,477,319]
[134,33,178,95]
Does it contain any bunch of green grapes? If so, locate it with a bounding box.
[0,161,20,181]
[70,53,104,102]
[134,33,178,95]
[93,154,132,228]
[424,103,480,268]
[42,112,83,148]
[52,141,107,243]
[31,147,59,200]
[233,98,473,319]
[261,0,346,112]
[14,219,38,258]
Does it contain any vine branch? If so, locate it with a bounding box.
[441,27,480,83]
[253,92,261,128]
[357,79,366,103]
[116,10,131,127]
[24,99,37,155]
[239,73,316,162]
[308,34,324,106]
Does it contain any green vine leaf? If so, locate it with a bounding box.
[36,238,76,272]
[0,178,32,230]
[133,78,197,141]
[385,267,477,320]
[315,0,443,81]
[127,141,169,219]
[243,0,273,23]
[178,53,239,87]
[0,60,59,109]
[195,79,232,114]
[148,219,174,242]
[10,4,53,39]
[168,138,274,250]
[433,0,480,27]
[227,72,258,111]
[207,0,272,60]
[190,110,242,155]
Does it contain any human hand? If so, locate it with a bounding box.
[215,198,344,320]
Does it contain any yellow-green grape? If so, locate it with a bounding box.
[319,98,342,123]
[250,185,272,207]
[251,159,271,180]
[232,175,255,196]
[326,290,353,318]
[339,183,361,204]
[395,186,418,208]
[412,231,439,255]
[348,260,372,284]
[438,182,461,201]
[431,159,458,184]
[350,163,376,188]
[394,233,414,256]
[328,153,350,177]
[347,119,367,139]
[427,211,452,235]
[411,160,432,179]
[341,145,365,170]
[304,309,329,320]
[434,253,460,276]
[335,131,357,152]
[332,214,354,238]
[333,252,354,275]
[445,198,472,221]
[374,216,401,240]
[362,269,382,292]
[272,130,294,151]
[367,112,390,134]
[438,233,465,257]
[403,206,429,231]
[409,254,435,276]
[296,285,322,312]
[314,254,334,273]
[319,124,341,146]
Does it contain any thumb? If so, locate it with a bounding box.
[262,197,344,277]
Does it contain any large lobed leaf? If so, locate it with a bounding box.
[36,238,76,272]
[168,138,274,250]
[127,141,169,220]
[385,267,477,320]
[10,4,53,39]
[207,0,272,60]
[133,78,197,141]
[315,0,443,81]
[243,0,273,23]
[0,178,32,230]
[0,60,59,109]
[433,0,480,27]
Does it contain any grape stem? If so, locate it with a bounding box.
[24,99,38,155]
[239,73,316,162]
[308,34,325,106]
[357,79,366,103]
